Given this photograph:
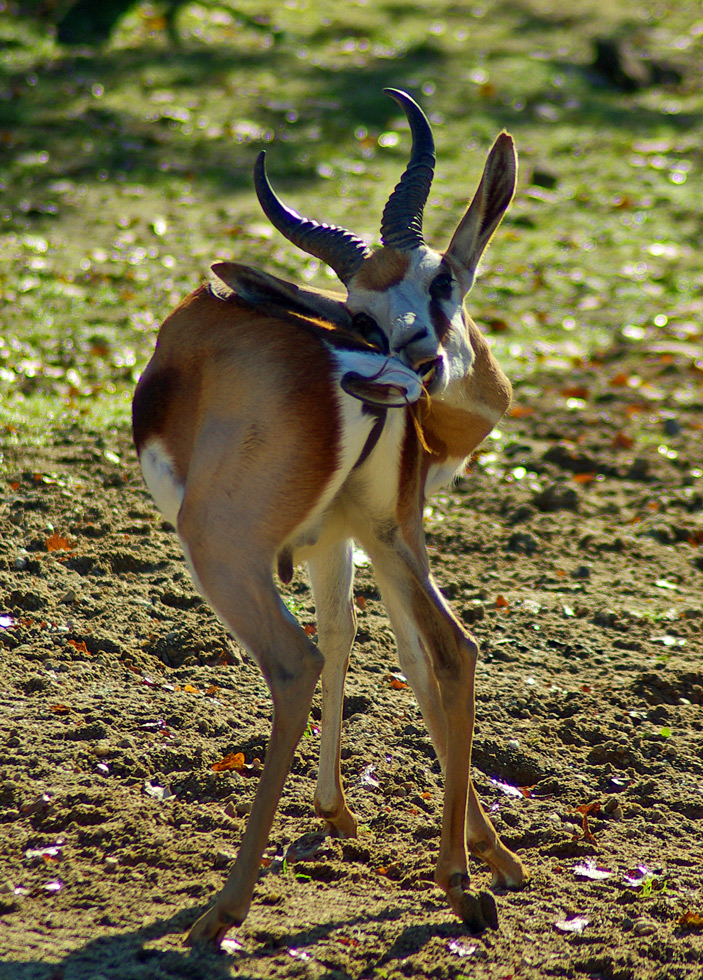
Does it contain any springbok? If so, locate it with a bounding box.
[133,88,526,946]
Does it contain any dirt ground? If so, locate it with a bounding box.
[1,338,703,980]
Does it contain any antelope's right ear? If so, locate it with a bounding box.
[210,262,352,330]
[445,133,517,294]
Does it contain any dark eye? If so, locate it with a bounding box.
[430,272,454,301]
[352,313,388,353]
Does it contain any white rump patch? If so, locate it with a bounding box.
[139,439,184,528]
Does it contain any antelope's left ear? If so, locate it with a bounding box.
[445,132,517,294]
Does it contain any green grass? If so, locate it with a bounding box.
[1,0,702,443]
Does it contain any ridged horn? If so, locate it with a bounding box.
[254,151,372,284]
[379,89,436,250]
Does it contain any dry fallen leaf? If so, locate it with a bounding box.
[143,780,173,800]
[573,801,601,841]
[678,911,703,931]
[67,639,90,655]
[612,431,635,450]
[212,752,262,777]
[212,751,246,772]
[447,939,477,957]
[555,916,589,934]
[560,385,590,400]
[491,778,528,799]
[509,404,535,419]
[46,531,73,552]
[387,672,409,690]
[573,859,612,881]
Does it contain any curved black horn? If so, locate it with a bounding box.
[379,89,436,250]
[254,152,372,284]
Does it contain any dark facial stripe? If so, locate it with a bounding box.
[429,298,453,343]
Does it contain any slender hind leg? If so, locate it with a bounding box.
[179,522,323,946]
[307,540,359,838]
[368,533,526,929]
[384,587,527,891]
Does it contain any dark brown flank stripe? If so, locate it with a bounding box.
[132,367,177,452]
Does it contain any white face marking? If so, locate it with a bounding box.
[347,247,475,398]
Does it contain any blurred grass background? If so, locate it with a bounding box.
[0,0,701,441]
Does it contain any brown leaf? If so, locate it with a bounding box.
[212,751,262,777]
[388,674,409,690]
[613,431,635,450]
[67,639,90,655]
[560,385,590,400]
[46,531,73,552]
[678,911,703,931]
[212,751,246,772]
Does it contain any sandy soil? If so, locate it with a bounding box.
[1,340,703,980]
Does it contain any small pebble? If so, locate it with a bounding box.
[633,919,657,937]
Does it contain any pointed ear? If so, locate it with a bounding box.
[209,262,352,330]
[444,132,517,293]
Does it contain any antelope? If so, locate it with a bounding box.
[133,88,526,947]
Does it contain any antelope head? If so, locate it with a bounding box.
[245,88,517,407]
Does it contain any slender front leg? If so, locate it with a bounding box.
[307,540,359,838]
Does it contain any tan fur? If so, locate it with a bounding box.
[135,286,340,546]
[352,248,410,291]
[419,316,512,462]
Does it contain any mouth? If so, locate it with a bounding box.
[417,356,443,392]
